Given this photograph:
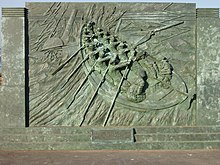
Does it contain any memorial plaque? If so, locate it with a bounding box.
[27,2,196,127]
[0,2,220,150]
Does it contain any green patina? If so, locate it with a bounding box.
[0,3,219,150]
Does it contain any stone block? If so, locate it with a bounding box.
[0,8,27,127]
[91,128,134,144]
[197,17,220,125]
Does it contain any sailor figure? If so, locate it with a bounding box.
[159,57,173,88]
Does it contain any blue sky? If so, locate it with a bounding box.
[0,0,220,46]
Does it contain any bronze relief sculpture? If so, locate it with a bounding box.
[29,3,196,126]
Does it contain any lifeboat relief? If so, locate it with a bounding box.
[29,3,196,126]
[79,21,188,111]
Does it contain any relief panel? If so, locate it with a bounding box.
[27,3,196,126]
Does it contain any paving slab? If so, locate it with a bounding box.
[0,150,220,165]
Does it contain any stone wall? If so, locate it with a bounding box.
[197,8,220,125]
[0,4,219,150]
[0,8,27,127]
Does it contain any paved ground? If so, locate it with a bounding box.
[0,150,220,165]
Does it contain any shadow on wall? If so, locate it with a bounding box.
[0,48,2,85]
[0,73,2,85]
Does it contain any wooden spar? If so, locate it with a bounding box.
[52,46,84,75]
[61,54,89,88]
[67,61,97,109]
[135,21,184,47]
[102,64,131,127]
[79,66,110,126]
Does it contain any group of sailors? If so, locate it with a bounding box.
[150,57,173,88]
[81,21,149,102]
[81,21,174,102]
[82,21,146,71]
